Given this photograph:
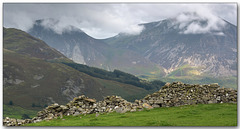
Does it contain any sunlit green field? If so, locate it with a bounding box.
[25,103,237,126]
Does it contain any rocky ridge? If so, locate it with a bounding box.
[3,82,237,126]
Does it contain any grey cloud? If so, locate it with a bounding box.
[3,3,237,39]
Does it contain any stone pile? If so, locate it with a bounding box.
[64,95,143,115]
[140,82,237,108]
[34,103,68,122]
[3,82,237,126]
[65,95,96,116]
[98,96,139,113]
[3,117,32,126]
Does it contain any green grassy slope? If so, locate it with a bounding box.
[92,78,150,102]
[25,103,237,126]
[3,105,38,119]
[162,64,237,89]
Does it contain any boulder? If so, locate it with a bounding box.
[84,98,96,103]
[115,107,128,113]
[142,103,153,109]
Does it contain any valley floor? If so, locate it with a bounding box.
[25,103,237,126]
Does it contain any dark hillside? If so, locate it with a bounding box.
[63,62,166,90]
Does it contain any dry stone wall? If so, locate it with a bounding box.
[137,82,237,108]
[3,82,237,126]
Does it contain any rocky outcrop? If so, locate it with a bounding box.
[3,82,237,126]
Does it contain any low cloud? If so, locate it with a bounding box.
[39,18,83,34]
[3,3,236,39]
[175,10,226,34]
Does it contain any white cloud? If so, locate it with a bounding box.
[3,3,237,39]
[174,5,227,34]
[214,32,225,36]
[39,17,83,34]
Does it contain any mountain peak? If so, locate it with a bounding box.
[32,18,84,35]
[139,11,228,36]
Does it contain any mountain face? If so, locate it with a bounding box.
[104,13,237,77]
[28,20,108,65]
[3,28,149,110]
[28,20,165,76]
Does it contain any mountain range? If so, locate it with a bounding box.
[28,13,237,88]
[105,13,237,77]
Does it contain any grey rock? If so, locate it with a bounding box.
[73,112,81,116]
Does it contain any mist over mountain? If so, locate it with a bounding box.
[105,12,237,77]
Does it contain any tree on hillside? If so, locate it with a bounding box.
[8,100,13,105]
[22,114,31,119]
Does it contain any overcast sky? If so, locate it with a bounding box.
[3,3,237,39]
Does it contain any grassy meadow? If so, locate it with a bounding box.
[25,103,237,126]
